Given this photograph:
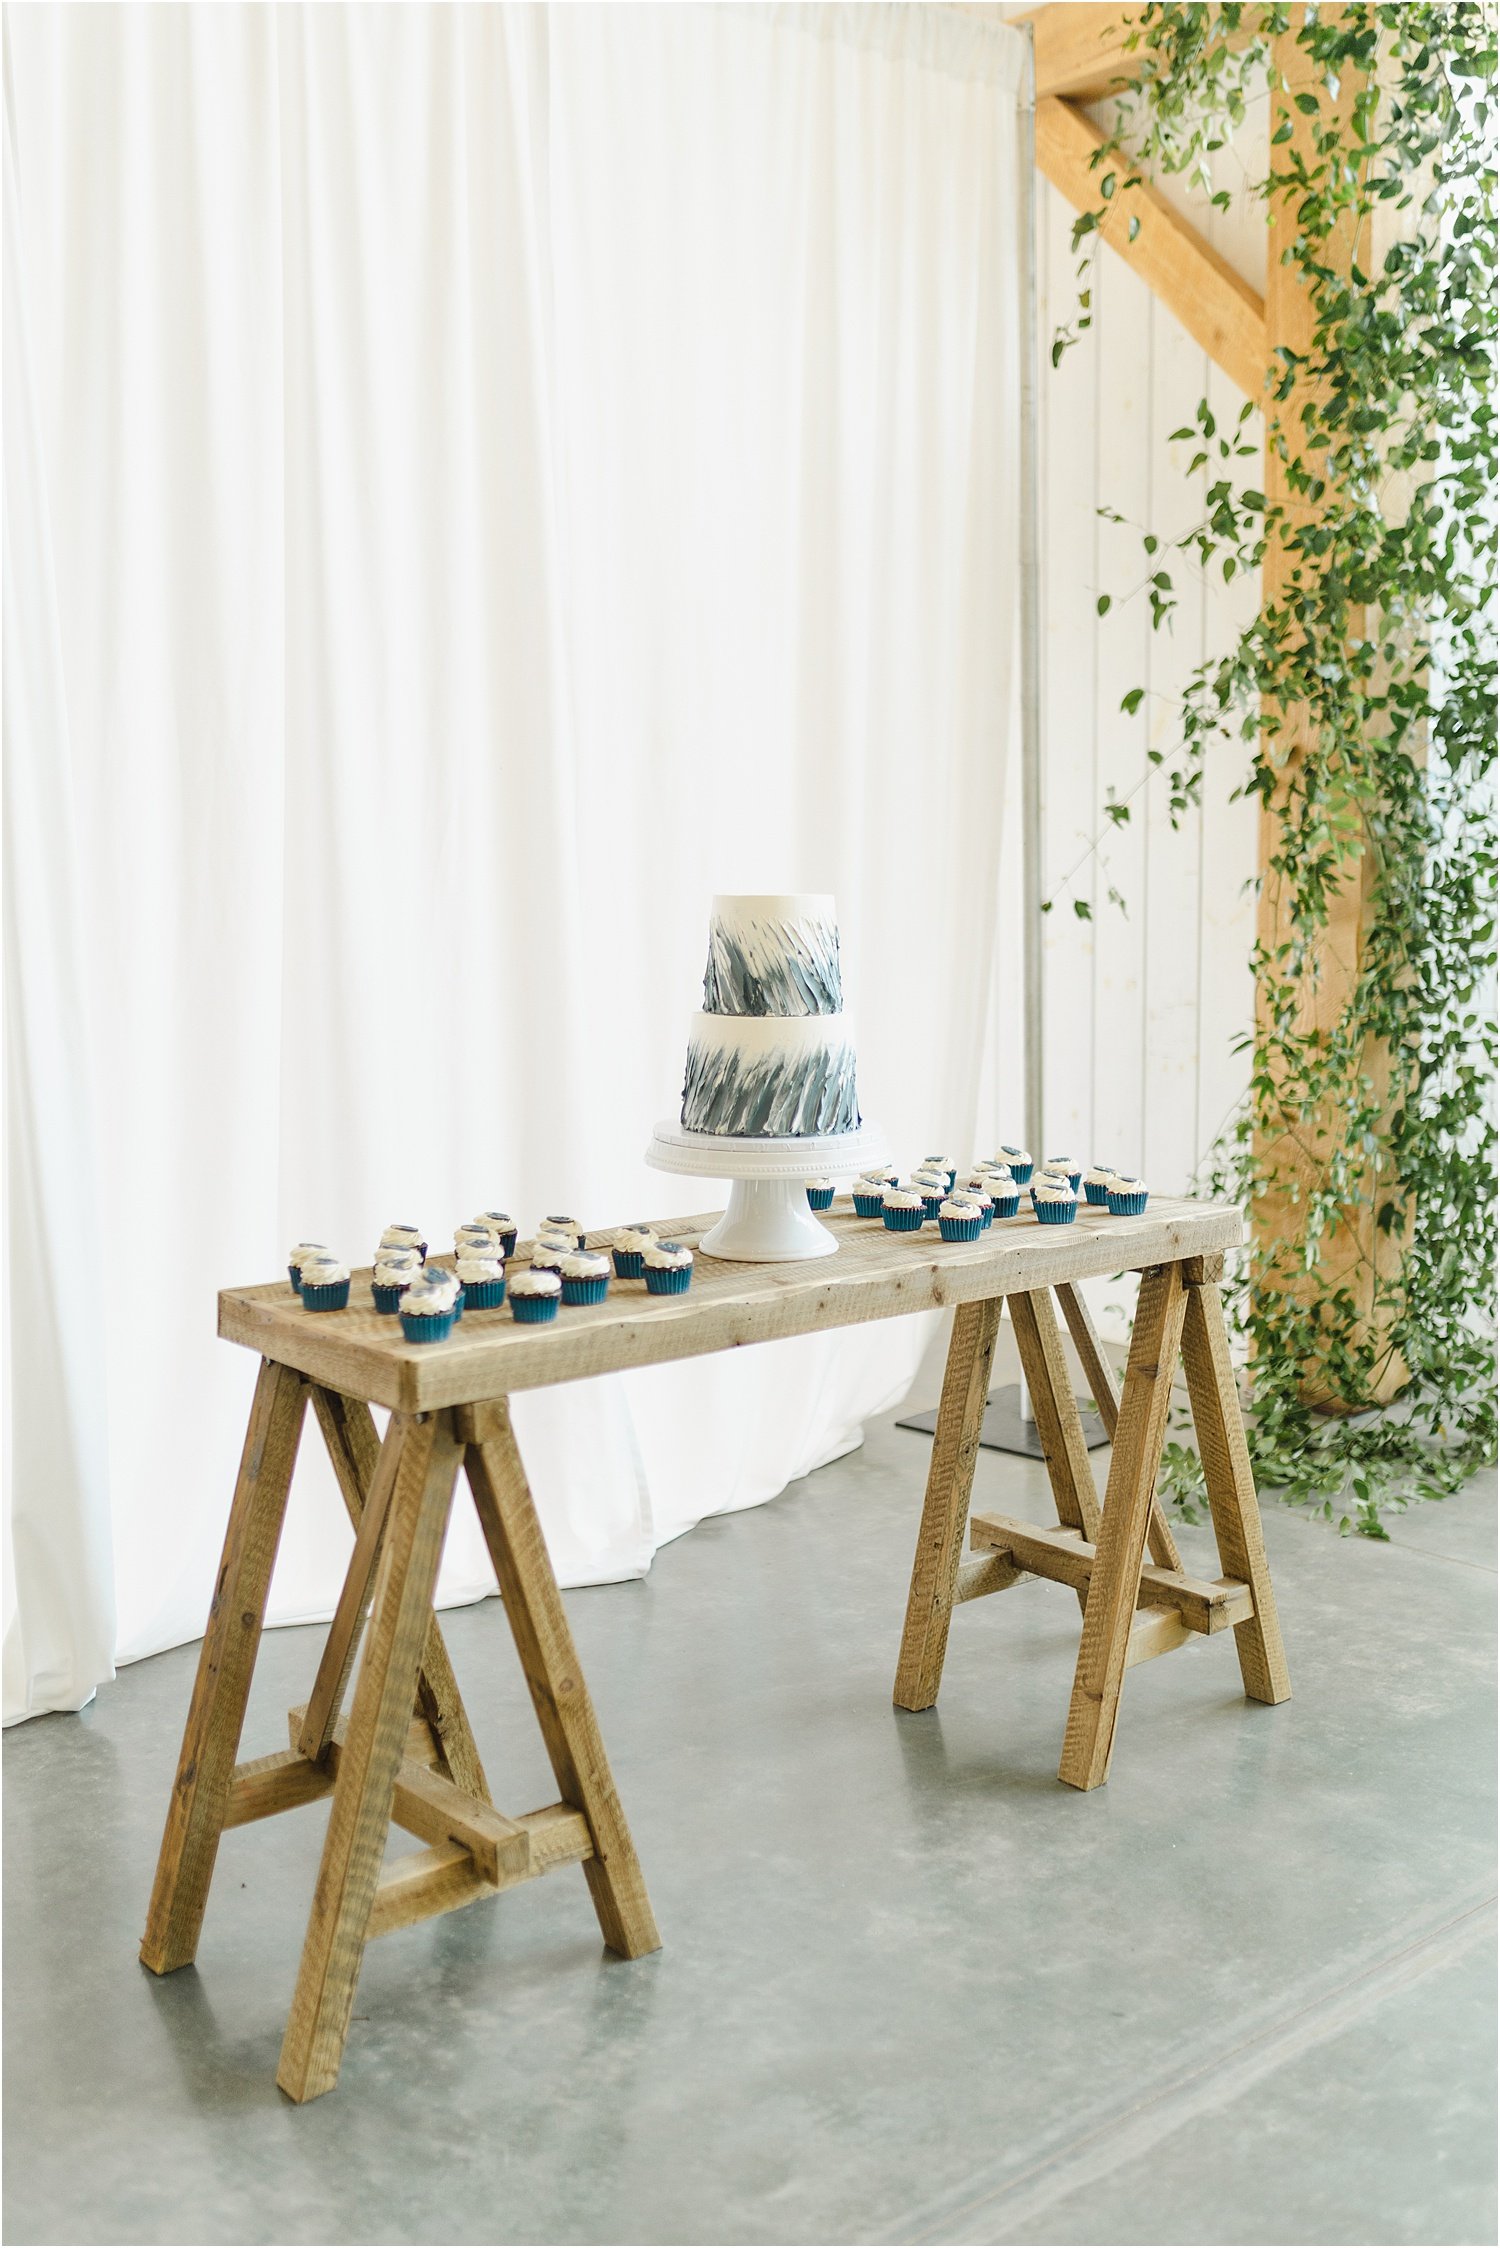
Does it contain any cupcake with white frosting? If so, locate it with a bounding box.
[379,1223,427,1260]
[1044,1154,1083,1192]
[1033,1179,1078,1226]
[455,1250,506,1310]
[643,1240,694,1295]
[938,1195,985,1243]
[371,1249,421,1314]
[455,1222,503,1263]
[612,1224,657,1280]
[1105,1175,1149,1217]
[472,1210,518,1257]
[882,1185,924,1234]
[299,1254,351,1311]
[994,1144,1034,1184]
[560,1249,611,1306]
[288,1240,329,1290]
[538,1213,584,1248]
[804,1177,835,1213]
[954,1183,994,1229]
[852,1175,889,1218]
[400,1267,460,1342]
[509,1267,561,1324]
[987,1173,1021,1219]
[529,1239,569,1276]
[914,1173,948,1221]
[921,1153,959,1191]
[1083,1163,1119,1207]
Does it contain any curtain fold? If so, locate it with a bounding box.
[3,1,1024,1721]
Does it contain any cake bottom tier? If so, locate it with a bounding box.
[681,1011,860,1138]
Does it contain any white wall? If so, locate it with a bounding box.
[980,99,1269,1340]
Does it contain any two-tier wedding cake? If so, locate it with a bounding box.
[680,894,861,1139]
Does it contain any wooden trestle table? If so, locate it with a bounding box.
[141,1195,1289,2100]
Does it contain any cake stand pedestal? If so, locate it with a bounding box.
[645,1118,889,1262]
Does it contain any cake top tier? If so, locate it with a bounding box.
[702,893,843,1017]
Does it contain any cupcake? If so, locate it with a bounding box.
[288,1240,329,1290]
[1106,1176,1150,1216]
[539,1214,585,1248]
[1083,1164,1119,1207]
[995,1145,1034,1184]
[508,1267,561,1324]
[400,1268,460,1342]
[529,1240,569,1275]
[938,1196,985,1243]
[455,1252,506,1310]
[472,1210,519,1257]
[921,1154,959,1191]
[371,1251,420,1314]
[560,1250,611,1306]
[852,1181,888,1218]
[379,1223,427,1260]
[857,1166,898,1187]
[1033,1180,1078,1226]
[299,1254,351,1312]
[1044,1154,1083,1193]
[917,1179,947,1222]
[955,1184,993,1228]
[455,1223,503,1261]
[882,1186,924,1233]
[612,1224,657,1280]
[805,1177,835,1213]
[643,1240,694,1295]
[988,1177,1021,1218]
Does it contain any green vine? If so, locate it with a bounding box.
[1052,2,1497,1535]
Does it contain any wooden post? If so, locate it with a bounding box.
[893,1297,1004,1711]
[1253,24,1406,1406]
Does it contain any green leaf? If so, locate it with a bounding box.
[1096,594,1112,616]
[1120,687,1146,715]
[1072,898,1093,921]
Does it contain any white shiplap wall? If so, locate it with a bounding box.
[979,105,1268,1336]
[1022,127,1264,1154]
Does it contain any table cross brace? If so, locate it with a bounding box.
[140,1370,659,2103]
[894,1255,1290,1789]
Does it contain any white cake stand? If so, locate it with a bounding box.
[645,1117,890,1262]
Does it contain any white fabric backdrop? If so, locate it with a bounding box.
[3,2,1024,1723]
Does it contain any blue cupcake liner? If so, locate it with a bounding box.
[463,1277,507,1309]
[1035,1200,1077,1226]
[453,1287,467,1321]
[612,1249,646,1279]
[806,1187,834,1212]
[644,1265,692,1295]
[939,1215,983,1243]
[288,1264,302,1290]
[371,1281,407,1314]
[990,1194,1020,1219]
[301,1278,350,1312]
[882,1206,924,1232]
[1007,1160,1034,1184]
[561,1273,610,1306]
[852,1191,885,1218]
[919,1195,945,1219]
[510,1294,558,1324]
[1083,1181,1112,1205]
[1051,1170,1082,1193]
[1107,1189,1149,1217]
[400,1307,456,1343]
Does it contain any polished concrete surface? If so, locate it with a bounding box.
[5,1336,1495,2246]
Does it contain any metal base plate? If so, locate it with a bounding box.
[897,1382,1109,1459]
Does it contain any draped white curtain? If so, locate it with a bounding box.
[3,2,1024,1723]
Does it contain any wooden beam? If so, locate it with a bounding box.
[969,1511,1255,1634]
[286,1705,531,1885]
[1019,5,1146,103]
[366,1807,593,1943]
[225,1747,334,1828]
[1035,96,1267,400]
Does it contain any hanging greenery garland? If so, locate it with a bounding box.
[1050,2,1497,1534]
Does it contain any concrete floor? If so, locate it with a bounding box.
[5,1337,1496,2247]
